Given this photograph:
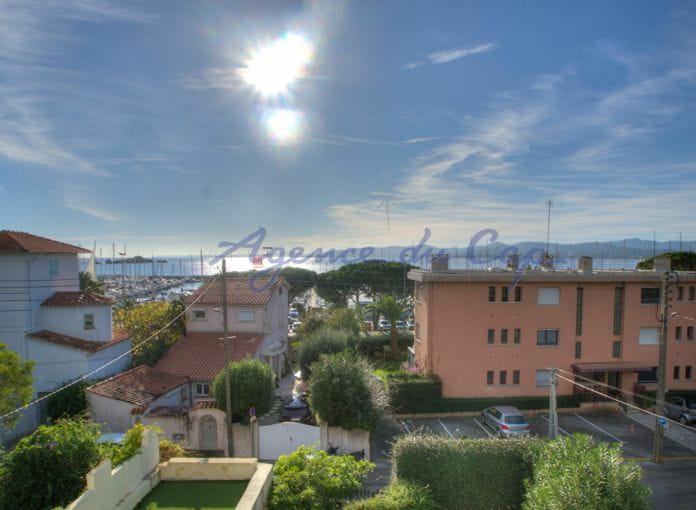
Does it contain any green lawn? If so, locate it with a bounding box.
[134,481,248,510]
[371,359,406,381]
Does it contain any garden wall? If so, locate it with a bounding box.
[320,423,371,460]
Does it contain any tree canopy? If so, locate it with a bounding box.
[636,251,696,271]
[79,271,106,294]
[213,359,275,423]
[0,341,34,429]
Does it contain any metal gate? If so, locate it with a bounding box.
[259,422,320,460]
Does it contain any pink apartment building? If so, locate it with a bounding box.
[408,257,696,400]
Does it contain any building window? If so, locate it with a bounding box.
[487,329,495,344]
[500,329,508,344]
[638,367,658,383]
[486,371,494,385]
[536,369,551,388]
[537,329,559,346]
[613,287,624,335]
[278,287,283,295]
[688,327,694,341]
[514,328,521,344]
[499,370,507,385]
[488,286,496,302]
[538,287,560,305]
[690,286,695,301]
[501,287,509,302]
[676,326,683,340]
[237,310,254,322]
[638,327,659,345]
[48,259,59,277]
[686,366,693,380]
[576,287,583,336]
[192,310,206,320]
[575,341,582,359]
[512,370,520,385]
[514,286,522,302]
[195,384,210,396]
[83,313,95,330]
[674,366,680,380]
[677,286,684,301]
[612,341,621,358]
[640,288,660,304]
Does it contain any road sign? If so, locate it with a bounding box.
[658,416,668,427]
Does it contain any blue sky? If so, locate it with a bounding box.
[1,0,695,255]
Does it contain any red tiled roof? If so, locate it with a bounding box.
[42,291,116,307]
[192,400,220,410]
[27,328,131,353]
[184,277,285,306]
[0,230,90,254]
[155,332,263,381]
[87,365,188,406]
[146,406,186,418]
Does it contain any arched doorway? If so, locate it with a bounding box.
[199,415,218,450]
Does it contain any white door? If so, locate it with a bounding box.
[259,422,320,460]
[200,415,218,450]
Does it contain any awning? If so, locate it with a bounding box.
[572,362,653,373]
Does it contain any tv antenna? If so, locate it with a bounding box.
[545,200,553,254]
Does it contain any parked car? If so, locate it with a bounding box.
[378,319,391,332]
[291,321,303,332]
[407,319,414,330]
[481,406,530,438]
[663,397,696,424]
[395,320,407,330]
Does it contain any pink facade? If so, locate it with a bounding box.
[409,268,696,399]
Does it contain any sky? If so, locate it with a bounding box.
[1,0,695,255]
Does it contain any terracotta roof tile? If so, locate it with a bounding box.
[42,291,116,307]
[27,329,131,353]
[192,400,221,410]
[87,365,188,406]
[146,406,186,418]
[184,277,285,306]
[0,230,90,254]
[155,332,263,381]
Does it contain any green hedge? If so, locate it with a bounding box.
[344,480,436,510]
[393,434,543,510]
[356,333,414,355]
[386,373,580,414]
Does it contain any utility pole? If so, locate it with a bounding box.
[200,249,204,278]
[548,367,559,439]
[545,200,553,255]
[653,269,674,463]
[221,259,234,457]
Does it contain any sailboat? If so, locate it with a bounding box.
[86,241,98,279]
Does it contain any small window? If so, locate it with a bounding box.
[278,287,283,295]
[640,288,660,304]
[500,329,508,344]
[676,326,683,340]
[638,367,658,383]
[613,287,624,335]
[512,370,520,385]
[538,287,560,305]
[639,327,659,345]
[192,310,206,320]
[83,313,95,330]
[677,286,684,301]
[688,327,694,341]
[674,366,680,380]
[487,329,495,344]
[48,259,59,277]
[513,328,521,344]
[499,370,507,385]
[690,286,695,301]
[237,310,255,322]
[575,341,582,359]
[195,384,210,396]
[576,287,584,336]
[612,341,621,358]
[514,286,522,302]
[501,287,509,302]
[537,329,559,346]
[488,286,496,303]
[486,371,494,385]
[536,369,551,388]
[686,366,693,380]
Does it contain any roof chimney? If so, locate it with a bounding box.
[541,253,554,271]
[431,253,449,272]
[654,256,671,272]
[578,256,593,274]
[507,253,519,271]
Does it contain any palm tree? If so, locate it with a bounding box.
[373,295,411,358]
[79,271,105,294]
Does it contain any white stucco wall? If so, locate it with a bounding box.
[26,339,89,393]
[87,340,132,377]
[88,392,137,433]
[42,305,113,342]
[186,305,265,333]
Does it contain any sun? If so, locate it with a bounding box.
[265,109,303,145]
[241,33,313,97]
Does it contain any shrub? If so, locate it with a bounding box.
[523,434,651,510]
[356,333,413,357]
[309,352,387,432]
[393,434,542,510]
[47,379,91,422]
[296,308,329,338]
[0,419,102,510]
[297,326,351,379]
[213,358,275,423]
[326,306,364,336]
[344,481,436,510]
[270,445,374,510]
[159,439,186,462]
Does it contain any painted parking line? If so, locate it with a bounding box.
[438,419,455,439]
[474,418,494,438]
[574,413,626,444]
[540,414,570,436]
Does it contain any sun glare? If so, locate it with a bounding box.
[241,33,313,97]
[265,108,303,144]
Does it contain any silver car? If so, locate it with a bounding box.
[663,397,696,425]
[481,406,530,438]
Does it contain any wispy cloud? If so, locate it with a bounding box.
[404,43,495,70]
[63,201,122,222]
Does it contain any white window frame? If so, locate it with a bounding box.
[191,309,207,321]
[48,258,59,277]
[537,287,560,305]
[194,383,210,397]
[237,310,255,322]
[639,327,659,345]
[83,313,95,330]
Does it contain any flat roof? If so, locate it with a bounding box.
[408,268,696,283]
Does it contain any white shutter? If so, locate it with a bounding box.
[537,287,560,305]
[639,327,659,345]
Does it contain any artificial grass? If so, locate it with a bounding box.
[134,480,248,510]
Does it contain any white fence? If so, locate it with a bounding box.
[259,422,320,460]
